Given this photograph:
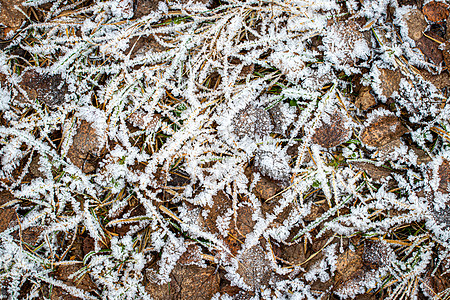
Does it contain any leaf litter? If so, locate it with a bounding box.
[0,0,450,299]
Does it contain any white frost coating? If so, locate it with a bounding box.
[0,0,449,298]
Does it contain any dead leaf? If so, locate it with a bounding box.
[236,245,273,289]
[351,161,393,181]
[229,57,255,79]
[435,159,450,193]
[404,8,428,41]
[335,247,363,280]
[423,1,449,23]
[67,121,103,173]
[54,264,97,292]
[417,33,444,65]
[360,115,408,148]
[311,110,351,148]
[376,68,404,99]
[0,207,15,233]
[0,0,27,37]
[146,264,220,300]
[419,69,450,90]
[442,42,450,68]
[178,244,204,266]
[125,35,168,59]
[133,0,159,19]
[275,242,306,265]
[19,70,68,107]
[232,104,273,141]
[0,191,16,233]
[362,241,391,269]
[127,111,160,131]
[252,173,281,201]
[355,88,376,111]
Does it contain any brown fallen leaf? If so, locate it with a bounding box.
[334,244,386,298]
[0,0,27,38]
[232,104,273,141]
[234,203,257,238]
[404,8,428,41]
[236,245,273,289]
[335,247,363,281]
[418,68,450,90]
[229,57,255,79]
[146,264,220,300]
[360,115,408,148]
[426,160,450,227]
[351,161,393,181]
[417,32,444,65]
[127,110,160,131]
[19,70,68,107]
[0,191,16,233]
[431,159,450,193]
[326,19,370,66]
[133,0,159,19]
[125,35,168,59]
[200,190,232,235]
[423,1,449,23]
[178,244,203,266]
[67,121,103,173]
[275,242,306,265]
[422,270,450,298]
[376,68,404,99]
[311,110,351,149]
[442,42,450,68]
[355,87,376,111]
[410,145,432,165]
[362,241,391,269]
[51,264,97,300]
[0,207,15,233]
[252,173,281,201]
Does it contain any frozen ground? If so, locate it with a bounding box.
[0,0,450,299]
